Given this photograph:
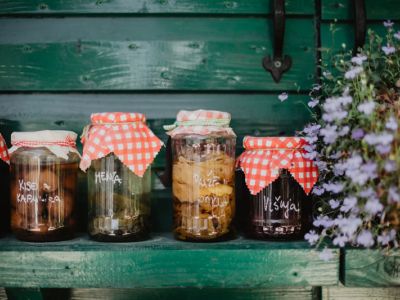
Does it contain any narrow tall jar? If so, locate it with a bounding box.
[9,131,80,242]
[81,112,162,242]
[0,134,9,236]
[237,137,318,240]
[165,110,236,242]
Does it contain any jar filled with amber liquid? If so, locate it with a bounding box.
[237,137,318,240]
[165,110,236,242]
[80,112,162,242]
[0,134,10,236]
[9,131,80,242]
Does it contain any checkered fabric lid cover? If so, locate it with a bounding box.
[80,112,163,177]
[237,136,319,195]
[164,109,236,137]
[0,133,9,164]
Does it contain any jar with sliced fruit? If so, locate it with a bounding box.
[0,134,9,236]
[165,110,236,241]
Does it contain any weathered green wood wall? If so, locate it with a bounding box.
[0,0,400,299]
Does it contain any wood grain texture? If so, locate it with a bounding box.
[343,249,400,287]
[322,286,400,300]
[69,287,317,300]
[0,0,314,15]
[0,18,315,91]
[322,0,400,20]
[0,234,339,288]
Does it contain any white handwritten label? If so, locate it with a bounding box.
[17,179,61,204]
[95,171,122,185]
[264,195,300,219]
[193,170,220,188]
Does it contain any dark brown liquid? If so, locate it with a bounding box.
[245,169,311,240]
[10,161,78,242]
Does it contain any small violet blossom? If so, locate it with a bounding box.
[344,66,363,79]
[357,101,375,115]
[382,45,396,55]
[312,186,325,196]
[384,160,397,172]
[378,230,396,246]
[319,248,335,262]
[364,131,394,146]
[329,199,340,209]
[351,128,365,140]
[278,92,288,102]
[364,197,384,215]
[323,182,344,194]
[340,196,357,213]
[351,55,367,65]
[357,230,375,247]
[388,186,400,203]
[333,234,348,247]
[395,31,400,40]
[320,125,338,144]
[385,116,398,131]
[308,98,319,108]
[305,230,319,245]
[335,216,362,237]
[383,20,394,27]
[313,216,334,228]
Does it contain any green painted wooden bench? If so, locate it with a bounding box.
[0,1,399,299]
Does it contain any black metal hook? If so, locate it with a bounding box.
[353,0,366,54]
[263,0,292,83]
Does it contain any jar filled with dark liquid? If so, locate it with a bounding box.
[237,137,318,240]
[9,131,80,242]
[0,134,9,236]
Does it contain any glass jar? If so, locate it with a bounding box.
[0,134,9,236]
[9,131,79,242]
[81,112,162,242]
[237,137,318,240]
[167,110,236,241]
[247,169,312,239]
[87,154,151,242]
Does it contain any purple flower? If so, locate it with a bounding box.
[361,162,377,179]
[395,31,400,40]
[312,186,325,196]
[313,216,334,228]
[357,230,375,247]
[340,196,357,213]
[388,186,400,203]
[308,98,319,108]
[335,216,362,236]
[382,45,396,55]
[303,123,321,135]
[357,101,375,115]
[344,66,363,79]
[315,160,328,172]
[364,131,394,146]
[359,187,376,199]
[384,160,397,172]
[383,20,394,27]
[320,125,338,144]
[323,182,344,194]
[385,116,398,131]
[278,92,288,102]
[364,197,383,215]
[305,230,319,245]
[333,234,348,247]
[319,248,335,261]
[351,128,365,140]
[375,144,392,154]
[351,55,367,65]
[378,230,396,246]
[329,199,340,209]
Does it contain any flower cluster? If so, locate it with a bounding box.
[300,22,400,251]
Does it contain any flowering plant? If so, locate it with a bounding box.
[301,22,400,253]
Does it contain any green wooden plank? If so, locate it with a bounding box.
[0,18,315,91]
[0,234,339,288]
[343,249,400,287]
[69,287,316,300]
[322,286,400,300]
[0,0,314,15]
[5,288,44,300]
[322,0,400,20]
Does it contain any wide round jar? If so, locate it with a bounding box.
[237,137,318,240]
[9,131,80,242]
[166,110,236,242]
[0,134,9,236]
[80,112,162,242]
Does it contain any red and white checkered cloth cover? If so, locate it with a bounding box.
[237,136,319,195]
[165,109,236,137]
[0,133,9,164]
[80,112,163,177]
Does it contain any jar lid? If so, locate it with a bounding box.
[0,133,9,164]
[164,109,236,137]
[80,112,163,177]
[9,130,79,160]
[237,136,318,195]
